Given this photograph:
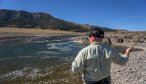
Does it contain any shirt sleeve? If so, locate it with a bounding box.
[110,47,129,65]
[72,49,86,73]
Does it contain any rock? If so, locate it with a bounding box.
[72,36,89,45]
[102,37,112,45]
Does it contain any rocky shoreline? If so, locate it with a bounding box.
[71,32,146,84]
[37,43,146,84]
[111,43,146,84]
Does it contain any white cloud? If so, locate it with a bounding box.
[123,16,146,20]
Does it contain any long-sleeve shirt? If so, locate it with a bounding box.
[72,42,129,81]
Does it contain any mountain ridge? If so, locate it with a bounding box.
[0,9,116,32]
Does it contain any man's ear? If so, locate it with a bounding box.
[92,36,96,40]
[89,36,96,41]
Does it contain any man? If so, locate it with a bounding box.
[72,28,132,84]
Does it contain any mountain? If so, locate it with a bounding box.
[0,9,115,32]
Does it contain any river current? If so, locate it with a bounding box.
[0,36,85,80]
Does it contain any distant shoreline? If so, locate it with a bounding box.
[0,27,83,45]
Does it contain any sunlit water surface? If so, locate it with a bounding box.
[0,37,85,80]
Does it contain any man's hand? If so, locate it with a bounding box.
[124,47,132,56]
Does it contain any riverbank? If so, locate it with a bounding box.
[71,36,146,84]
[0,27,146,84]
[0,27,83,46]
[111,43,146,84]
[47,43,146,84]
[44,43,146,84]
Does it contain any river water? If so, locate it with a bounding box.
[0,35,86,81]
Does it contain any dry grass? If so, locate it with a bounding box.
[0,27,81,36]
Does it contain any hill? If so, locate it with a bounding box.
[0,9,115,32]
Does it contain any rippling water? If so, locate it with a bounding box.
[0,36,85,81]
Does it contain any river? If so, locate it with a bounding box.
[0,35,86,81]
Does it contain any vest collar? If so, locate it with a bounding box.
[90,42,102,45]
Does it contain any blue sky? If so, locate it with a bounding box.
[0,0,146,31]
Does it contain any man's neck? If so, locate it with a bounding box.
[90,41,101,45]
